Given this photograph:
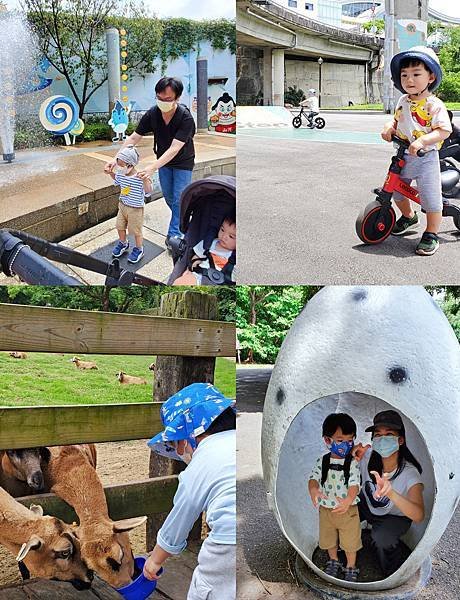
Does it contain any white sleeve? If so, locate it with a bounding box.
[193,240,206,257]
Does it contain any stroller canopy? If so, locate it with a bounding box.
[179,175,236,252]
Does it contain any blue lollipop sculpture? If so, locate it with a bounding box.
[39,95,80,145]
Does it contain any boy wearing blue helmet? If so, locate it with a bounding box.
[381,46,452,255]
[143,383,236,600]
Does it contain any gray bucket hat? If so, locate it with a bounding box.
[116,145,139,166]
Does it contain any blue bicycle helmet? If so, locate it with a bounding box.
[390,46,442,94]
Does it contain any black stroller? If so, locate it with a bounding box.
[167,175,236,285]
[439,116,460,199]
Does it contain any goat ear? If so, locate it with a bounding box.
[40,447,51,463]
[112,516,147,533]
[16,536,43,561]
[29,504,44,516]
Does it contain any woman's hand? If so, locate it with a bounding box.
[143,556,163,581]
[370,471,393,499]
[331,496,352,514]
[352,442,371,461]
[137,166,155,180]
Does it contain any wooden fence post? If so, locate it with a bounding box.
[146,291,219,550]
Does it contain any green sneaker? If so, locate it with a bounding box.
[391,212,419,235]
[416,232,440,256]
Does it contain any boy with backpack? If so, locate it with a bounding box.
[308,413,362,582]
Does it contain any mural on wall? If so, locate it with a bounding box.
[208,91,236,134]
[396,19,426,51]
[18,57,53,95]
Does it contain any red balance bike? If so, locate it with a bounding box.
[356,136,460,244]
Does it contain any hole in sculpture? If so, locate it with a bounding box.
[275,392,435,584]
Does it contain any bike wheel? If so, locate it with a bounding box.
[315,117,326,129]
[292,116,302,128]
[356,201,396,244]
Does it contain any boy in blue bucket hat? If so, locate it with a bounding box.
[143,383,236,600]
[381,46,452,255]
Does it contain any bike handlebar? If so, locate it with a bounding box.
[391,135,427,157]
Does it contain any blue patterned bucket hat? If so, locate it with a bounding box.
[147,383,235,460]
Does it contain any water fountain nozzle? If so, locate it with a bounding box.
[3,153,15,163]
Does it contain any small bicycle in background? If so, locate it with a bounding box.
[355,135,460,244]
[292,106,326,130]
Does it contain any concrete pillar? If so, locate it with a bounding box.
[196,56,208,132]
[263,48,272,105]
[106,28,121,115]
[384,0,428,113]
[272,49,285,107]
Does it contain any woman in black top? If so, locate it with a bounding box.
[106,76,196,245]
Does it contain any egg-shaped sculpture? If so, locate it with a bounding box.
[262,286,460,591]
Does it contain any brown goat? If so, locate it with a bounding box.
[43,445,146,588]
[9,351,27,359]
[0,448,51,497]
[71,357,98,370]
[0,486,93,586]
[117,371,147,385]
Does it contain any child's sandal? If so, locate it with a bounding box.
[324,559,342,578]
[342,566,359,582]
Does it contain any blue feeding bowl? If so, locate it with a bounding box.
[117,556,163,600]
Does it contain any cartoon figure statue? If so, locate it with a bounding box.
[209,92,236,134]
[108,100,133,142]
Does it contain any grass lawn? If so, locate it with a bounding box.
[0,353,235,406]
[334,102,460,111]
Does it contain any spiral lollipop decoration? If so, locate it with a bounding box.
[39,95,79,135]
[70,118,85,136]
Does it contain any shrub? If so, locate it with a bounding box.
[285,85,305,106]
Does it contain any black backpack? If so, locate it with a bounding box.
[321,452,353,487]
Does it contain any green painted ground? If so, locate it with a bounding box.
[238,127,384,145]
[0,353,235,406]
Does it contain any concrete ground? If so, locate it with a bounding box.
[0,133,235,284]
[237,365,460,600]
[238,112,460,285]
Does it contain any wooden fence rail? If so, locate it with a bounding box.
[0,304,235,357]
[0,404,163,449]
[17,476,179,523]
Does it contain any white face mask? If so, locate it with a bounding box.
[156,99,176,113]
[176,441,193,464]
[116,166,130,176]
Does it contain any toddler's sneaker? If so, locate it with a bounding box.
[391,212,419,235]
[342,566,359,582]
[112,240,129,258]
[416,232,439,256]
[324,559,342,578]
[128,246,144,264]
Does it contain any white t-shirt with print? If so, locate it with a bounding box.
[309,454,361,509]
[359,448,423,517]
[393,94,452,150]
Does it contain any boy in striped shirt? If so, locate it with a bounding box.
[105,146,152,263]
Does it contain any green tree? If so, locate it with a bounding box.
[362,19,384,34]
[437,26,460,103]
[23,0,163,116]
[284,85,305,107]
[236,286,321,364]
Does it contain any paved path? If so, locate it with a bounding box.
[238,113,460,285]
[237,366,460,600]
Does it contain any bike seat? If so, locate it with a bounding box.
[441,170,460,192]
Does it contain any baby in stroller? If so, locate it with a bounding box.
[168,175,236,286]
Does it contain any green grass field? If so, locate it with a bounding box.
[0,353,235,407]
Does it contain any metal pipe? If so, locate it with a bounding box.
[246,7,297,48]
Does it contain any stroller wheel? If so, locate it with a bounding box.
[315,117,326,129]
[356,201,396,244]
[292,116,302,128]
[454,211,460,231]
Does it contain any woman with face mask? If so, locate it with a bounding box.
[143,383,236,600]
[354,410,425,578]
[105,76,196,248]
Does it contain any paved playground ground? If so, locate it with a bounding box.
[238,112,460,285]
[237,366,460,600]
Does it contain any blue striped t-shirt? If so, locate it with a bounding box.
[114,173,145,208]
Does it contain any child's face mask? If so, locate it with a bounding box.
[328,439,354,458]
[116,165,130,176]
